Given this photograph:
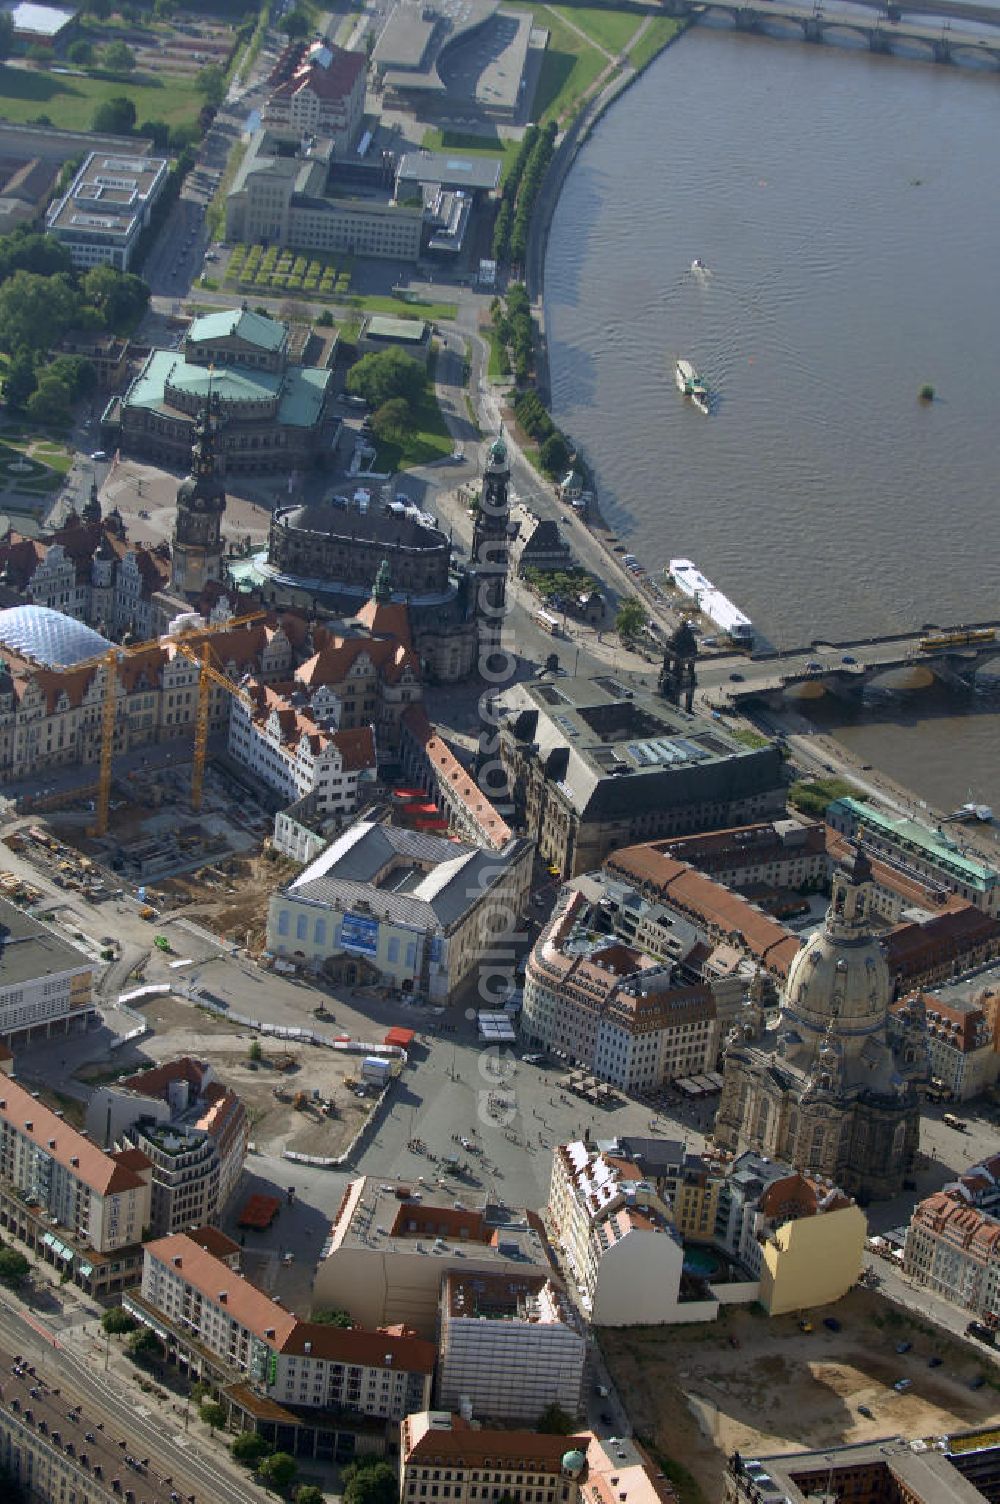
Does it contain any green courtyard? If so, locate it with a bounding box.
[0,63,202,132]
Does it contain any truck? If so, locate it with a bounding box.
[966,1321,996,1347]
[943,1112,968,1132]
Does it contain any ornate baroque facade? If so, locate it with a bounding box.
[714,850,927,1201]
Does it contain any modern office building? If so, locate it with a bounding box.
[496,675,786,877]
[313,1177,554,1337]
[46,150,169,270]
[724,1439,996,1504]
[436,1272,585,1423]
[267,819,532,999]
[0,895,95,1043]
[0,1075,151,1294]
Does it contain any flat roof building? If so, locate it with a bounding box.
[396,149,502,195]
[5,1,77,43]
[724,1438,994,1504]
[313,1176,555,1336]
[0,894,95,1043]
[497,675,786,877]
[46,150,169,270]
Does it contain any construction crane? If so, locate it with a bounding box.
[83,611,266,837]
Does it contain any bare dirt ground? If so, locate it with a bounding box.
[156,850,299,952]
[77,992,375,1160]
[601,1289,1000,1502]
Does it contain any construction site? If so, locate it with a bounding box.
[77,988,395,1163]
[601,1288,1000,1501]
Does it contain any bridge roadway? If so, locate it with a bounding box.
[688,0,1000,59]
[695,622,1000,704]
[683,0,1000,27]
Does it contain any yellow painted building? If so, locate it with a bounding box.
[760,1202,867,1315]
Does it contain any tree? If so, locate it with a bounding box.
[615,596,647,643]
[296,1489,325,1504]
[343,1461,398,1504]
[536,1403,575,1435]
[92,96,137,135]
[26,374,73,427]
[102,41,136,73]
[0,228,73,282]
[67,39,94,65]
[0,268,81,355]
[196,64,226,106]
[139,118,171,150]
[539,432,570,478]
[199,1401,227,1432]
[0,12,13,61]
[248,1038,263,1062]
[0,1247,30,1287]
[259,1452,298,1492]
[126,1326,164,1360]
[232,1431,272,1465]
[45,354,97,399]
[371,396,411,442]
[347,349,425,409]
[101,1307,138,1335]
[282,8,310,38]
[3,349,38,412]
[312,1308,353,1327]
[85,0,112,16]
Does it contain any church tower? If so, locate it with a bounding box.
[82,478,102,528]
[472,432,512,651]
[660,616,698,711]
[171,393,227,599]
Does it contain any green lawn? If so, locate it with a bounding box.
[421,127,522,186]
[346,293,458,321]
[628,14,685,71]
[375,369,453,473]
[525,7,609,125]
[0,64,202,131]
[487,328,511,380]
[552,5,644,55]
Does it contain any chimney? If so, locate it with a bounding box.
[218,1292,227,1304]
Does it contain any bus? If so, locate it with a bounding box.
[943,1112,968,1132]
[534,608,561,636]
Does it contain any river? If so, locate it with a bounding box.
[543,25,1000,815]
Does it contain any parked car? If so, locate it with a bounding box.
[893,1378,913,1393]
[928,1356,942,1368]
[90,450,107,462]
[823,1317,841,1332]
[896,1341,912,1354]
[858,1405,873,1419]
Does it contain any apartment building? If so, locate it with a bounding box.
[724,1439,994,1504]
[0,1076,150,1295]
[547,1140,685,1324]
[660,819,828,892]
[891,992,1000,1102]
[229,687,377,816]
[86,1058,248,1237]
[131,1233,435,1425]
[436,1272,585,1423]
[523,888,719,1092]
[0,896,95,1043]
[903,1156,1000,1321]
[313,1178,554,1337]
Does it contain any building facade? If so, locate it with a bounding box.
[131,1232,435,1422]
[497,677,786,877]
[46,150,168,270]
[828,796,1000,913]
[116,307,335,475]
[903,1156,1000,1322]
[0,896,95,1043]
[267,820,532,1000]
[891,992,999,1102]
[85,1057,248,1237]
[523,888,719,1092]
[0,1076,151,1295]
[263,40,367,152]
[313,1177,554,1337]
[437,1272,585,1424]
[714,851,927,1201]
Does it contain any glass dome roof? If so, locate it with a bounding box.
[0,605,113,668]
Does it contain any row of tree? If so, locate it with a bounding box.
[492,122,557,267]
[346,347,429,447]
[491,282,532,383]
[512,384,571,479]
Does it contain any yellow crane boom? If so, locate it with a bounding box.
[83,610,266,837]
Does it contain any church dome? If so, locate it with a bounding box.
[782,854,889,1037]
[561,1451,586,1476]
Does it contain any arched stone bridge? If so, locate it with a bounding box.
[697,623,1000,707]
[677,0,1000,66]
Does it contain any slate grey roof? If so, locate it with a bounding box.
[0,896,92,988]
[287,821,528,932]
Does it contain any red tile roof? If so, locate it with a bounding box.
[0,1077,149,1197]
